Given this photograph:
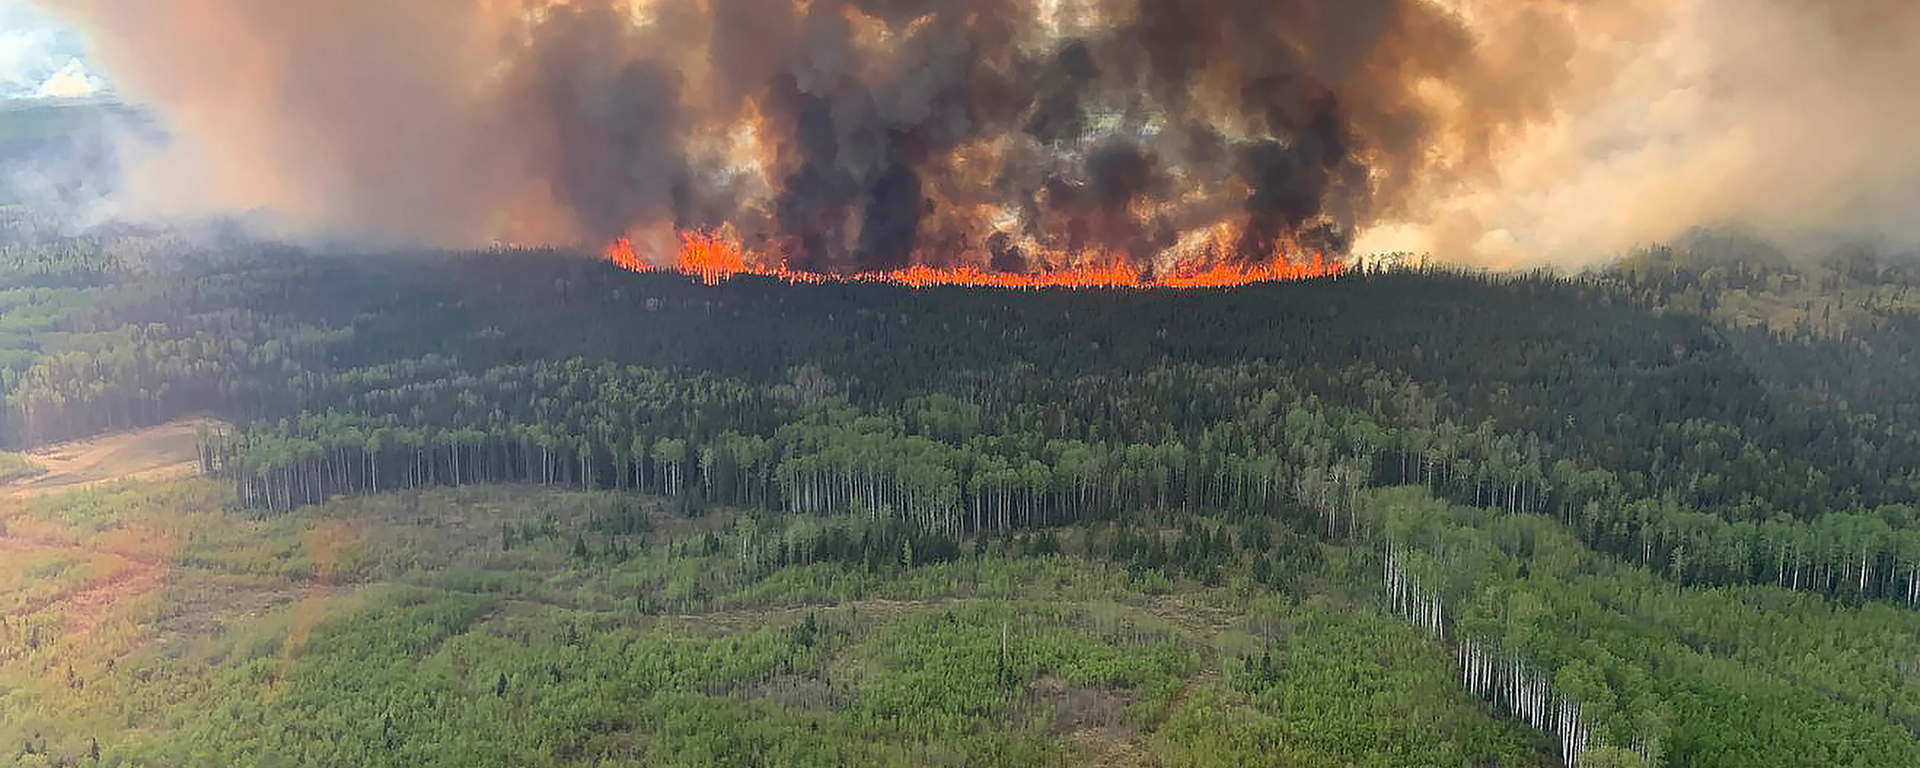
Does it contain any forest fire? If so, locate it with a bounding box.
[605,232,1344,290]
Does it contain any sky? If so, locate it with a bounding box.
[0,1,105,99]
[7,1,1920,269]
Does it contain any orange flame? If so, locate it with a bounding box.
[603,230,1344,290]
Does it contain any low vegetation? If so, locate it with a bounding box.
[3,481,1549,767]
[0,451,44,483]
[2,225,1918,765]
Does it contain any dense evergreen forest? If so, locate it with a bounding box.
[2,214,1918,767]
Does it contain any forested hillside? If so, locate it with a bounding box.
[2,228,1917,767]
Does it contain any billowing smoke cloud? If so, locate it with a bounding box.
[0,1,104,97]
[1358,0,1920,266]
[24,0,1920,269]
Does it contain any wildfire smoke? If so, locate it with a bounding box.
[29,0,1920,271]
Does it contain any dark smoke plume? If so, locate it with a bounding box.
[32,0,1920,268]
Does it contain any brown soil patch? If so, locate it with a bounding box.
[656,597,975,635]
[1074,726,1144,767]
[0,520,173,638]
[60,551,166,637]
[148,573,313,646]
[280,520,358,665]
[1019,673,1147,766]
[6,418,225,497]
[734,672,841,711]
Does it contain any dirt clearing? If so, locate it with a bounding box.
[6,419,223,496]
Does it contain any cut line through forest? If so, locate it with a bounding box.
[5,418,222,497]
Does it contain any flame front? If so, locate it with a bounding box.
[604,231,1344,290]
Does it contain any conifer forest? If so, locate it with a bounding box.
[2,211,1919,767]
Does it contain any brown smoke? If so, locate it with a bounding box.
[1358,0,1920,266]
[28,0,1920,268]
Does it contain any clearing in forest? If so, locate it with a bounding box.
[4,418,221,496]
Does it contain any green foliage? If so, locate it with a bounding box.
[1156,601,1540,768]
[856,606,1192,737]
[1370,487,1920,767]
[1580,746,1651,768]
[4,224,1920,766]
[1,479,1547,768]
[0,450,44,483]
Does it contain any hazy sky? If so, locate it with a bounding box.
[0,1,104,98]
